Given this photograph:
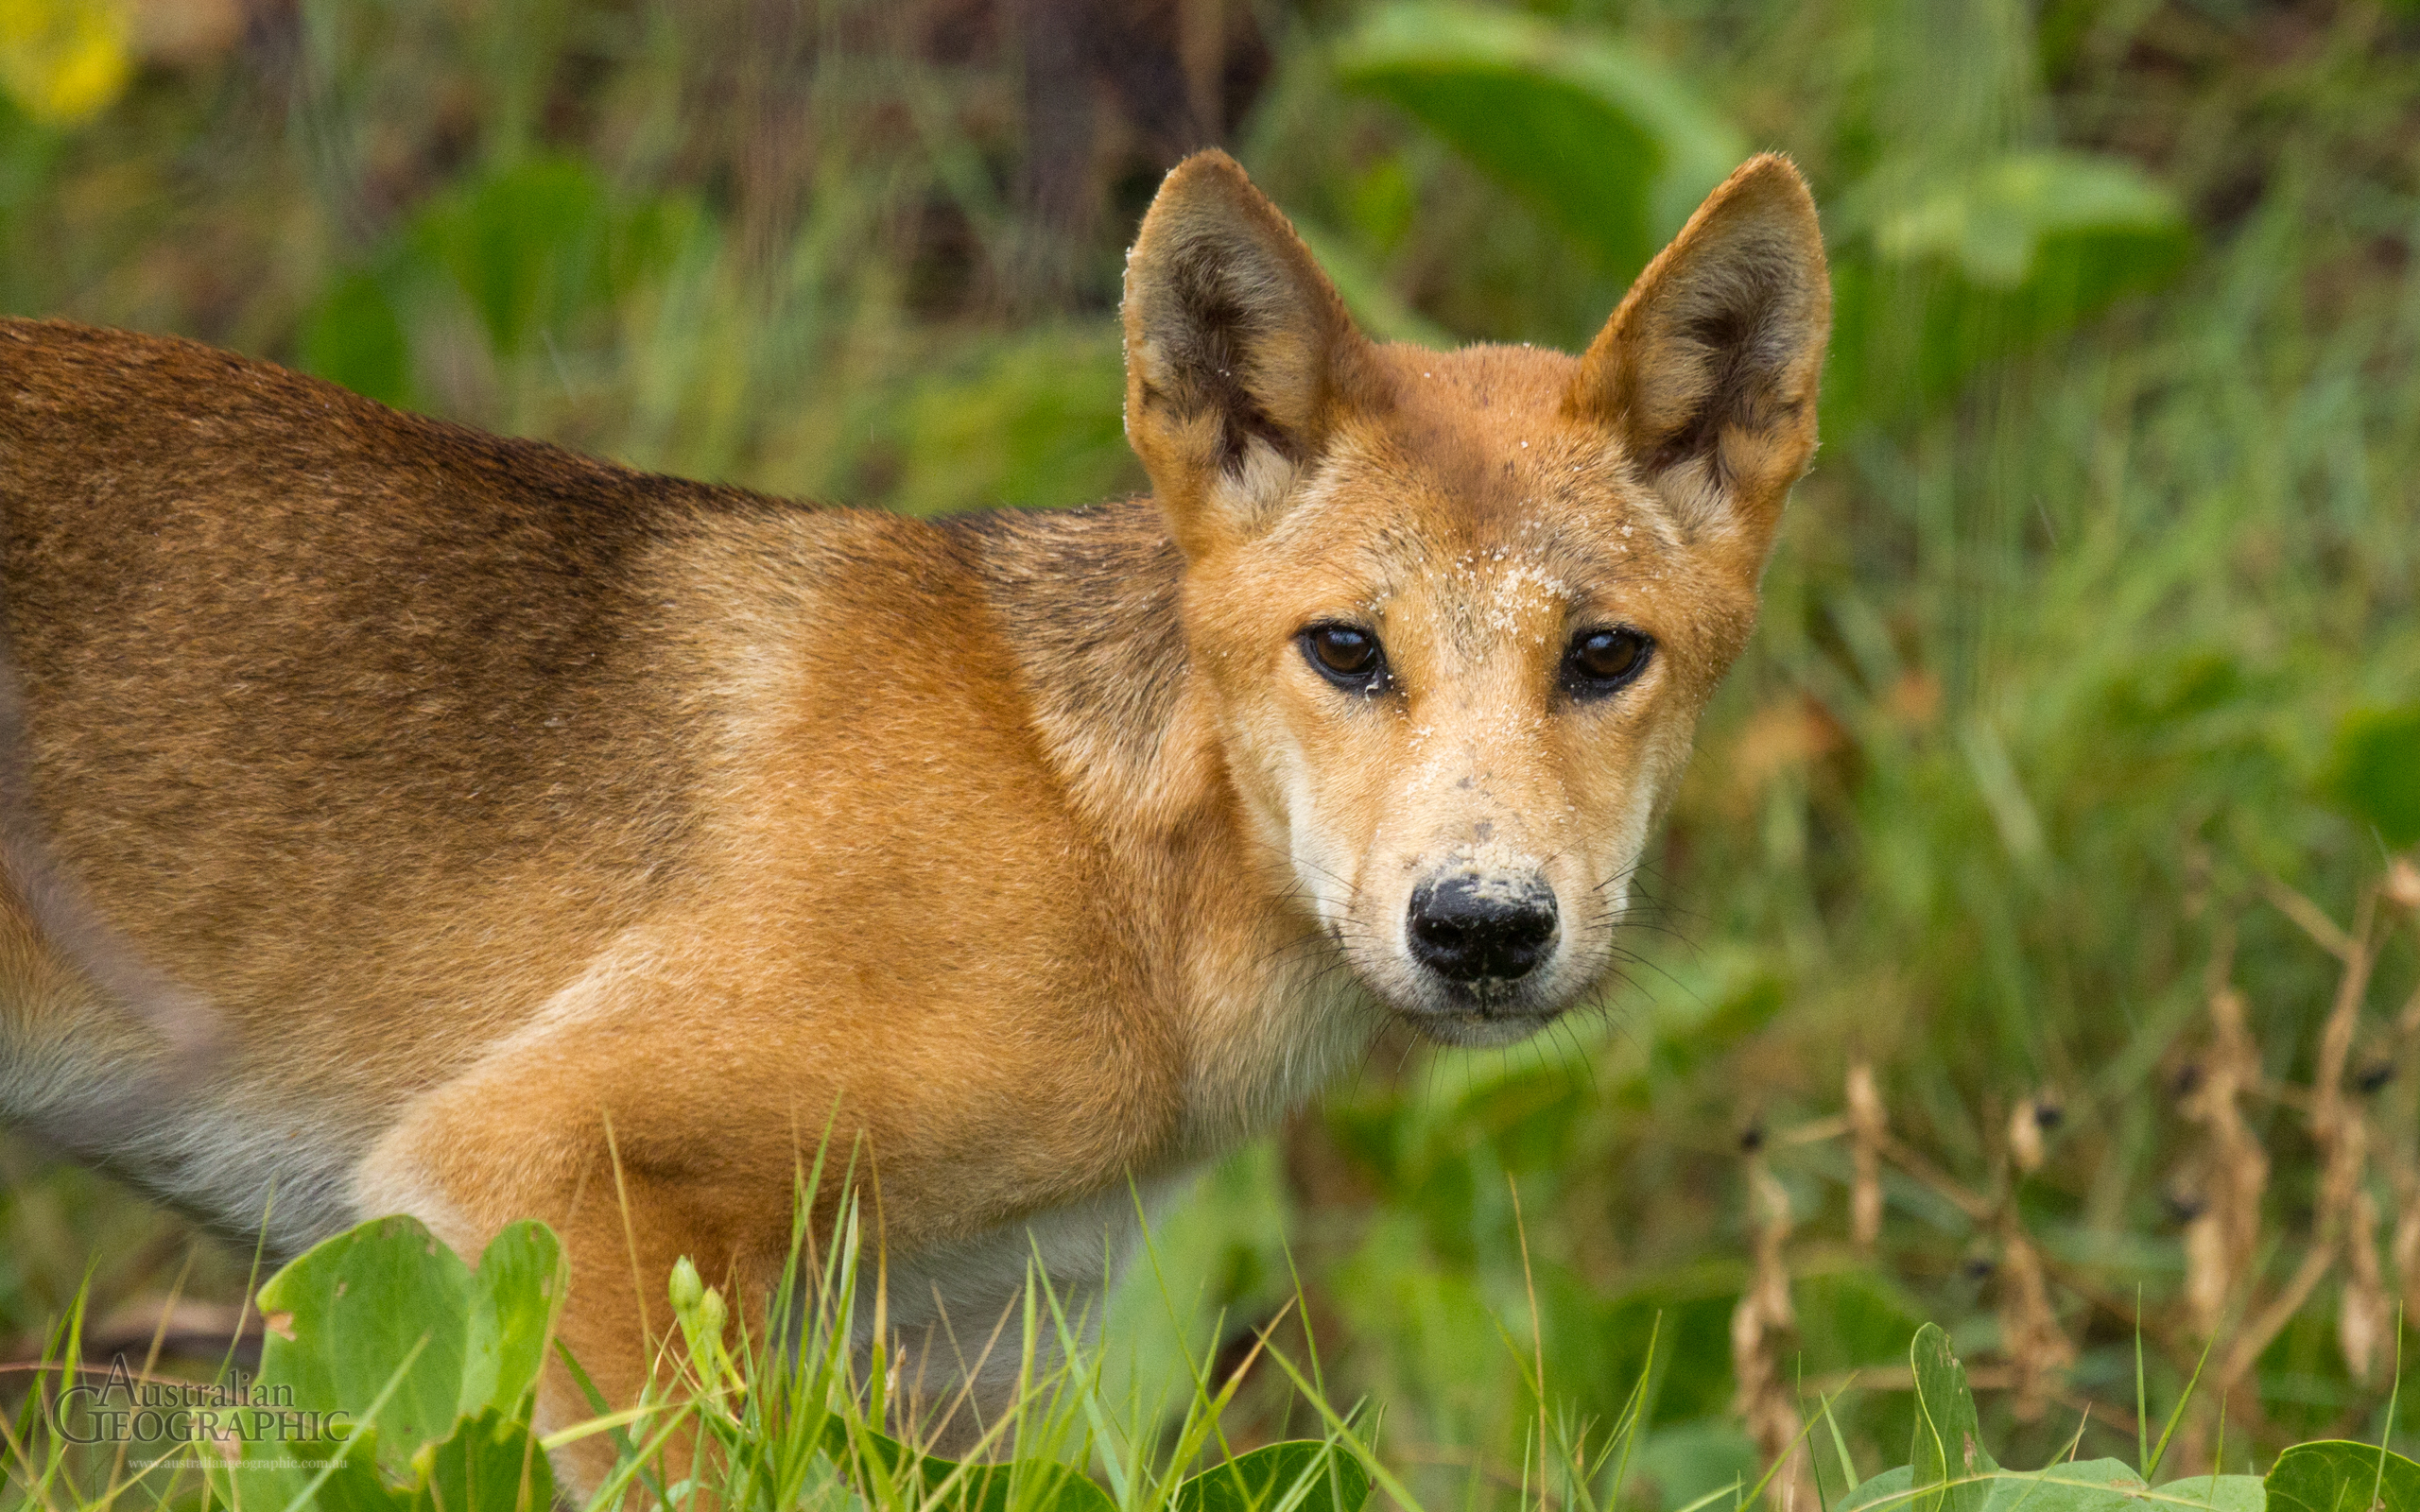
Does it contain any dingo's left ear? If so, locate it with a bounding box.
[1572,154,1830,574]
[1124,150,1375,558]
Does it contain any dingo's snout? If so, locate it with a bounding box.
[1406,869,1560,988]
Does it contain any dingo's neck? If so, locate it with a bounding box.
[943,500,1378,1153]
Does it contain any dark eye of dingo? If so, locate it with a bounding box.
[1301,624,1386,692]
[1564,627,1653,697]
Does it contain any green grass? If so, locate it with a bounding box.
[1,1203,2404,1512]
[3,0,2419,1505]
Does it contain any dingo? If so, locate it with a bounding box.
[0,150,1826,1486]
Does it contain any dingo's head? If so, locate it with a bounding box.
[1124,151,1828,1047]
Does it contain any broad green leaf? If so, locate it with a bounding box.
[1040,1471,1123,1512]
[1629,1419,1757,1512]
[255,1215,475,1475]
[2163,1470,2280,1512]
[820,1418,1116,1512]
[1829,151,2192,429]
[1908,1323,1995,1512]
[1868,154,2183,291]
[1173,1441,1373,1512]
[302,270,414,409]
[411,155,612,357]
[1841,1459,2264,1511]
[410,1407,555,1512]
[220,1214,565,1502]
[208,1433,409,1512]
[2326,706,2420,850]
[1335,2,1745,284]
[2265,1440,2420,1512]
[2001,1461,2239,1511]
[235,1435,417,1512]
[1840,1462,1916,1510]
[457,1222,565,1421]
[1593,1268,1743,1426]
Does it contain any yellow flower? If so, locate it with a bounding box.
[0,0,130,126]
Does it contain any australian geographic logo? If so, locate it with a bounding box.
[55,1356,352,1446]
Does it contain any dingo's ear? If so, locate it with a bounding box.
[1572,154,1830,575]
[1123,150,1374,557]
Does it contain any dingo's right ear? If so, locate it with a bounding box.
[1123,150,1374,558]
[1570,154,1830,580]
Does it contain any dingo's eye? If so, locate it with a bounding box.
[1301,624,1386,691]
[1564,627,1652,697]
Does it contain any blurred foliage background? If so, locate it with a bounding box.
[3,0,2420,1506]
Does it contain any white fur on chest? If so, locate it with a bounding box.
[1180,950,1378,1155]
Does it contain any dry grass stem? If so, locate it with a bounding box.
[2263,875,2355,961]
[1846,1061,1885,1248]
[2394,1167,2420,1314]
[2180,980,2270,1337]
[2383,858,2420,914]
[1732,1157,1814,1510]
[2337,1187,2389,1384]
[2008,1098,2046,1176]
[1993,1229,2074,1420]
[2213,886,2380,1409]
[1778,870,2412,1451]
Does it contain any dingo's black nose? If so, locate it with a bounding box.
[1407,874,1558,984]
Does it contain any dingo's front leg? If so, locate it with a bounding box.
[349,976,1150,1495]
[354,1022,819,1495]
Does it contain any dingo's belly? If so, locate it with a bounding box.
[0,875,367,1248]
